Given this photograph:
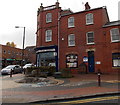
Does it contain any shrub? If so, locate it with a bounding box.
[60,68,73,78]
[25,66,56,77]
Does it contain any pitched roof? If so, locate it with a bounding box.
[103,20,120,27]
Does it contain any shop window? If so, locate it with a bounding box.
[86,13,93,25]
[110,28,120,42]
[68,34,75,46]
[66,54,78,68]
[86,31,94,44]
[68,17,75,28]
[46,13,52,23]
[112,53,120,67]
[46,30,52,42]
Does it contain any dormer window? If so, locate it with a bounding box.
[68,17,75,28]
[86,13,93,25]
[46,13,52,23]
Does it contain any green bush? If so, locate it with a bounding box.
[25,66,56,77]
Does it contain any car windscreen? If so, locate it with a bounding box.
[6,66,15,69]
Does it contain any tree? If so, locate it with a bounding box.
[6,42,16,48]
[6,42,11,46]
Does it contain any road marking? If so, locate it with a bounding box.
[60,96,120,104]
[105,80,120,83]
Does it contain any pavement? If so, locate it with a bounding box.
[0,72,120,103]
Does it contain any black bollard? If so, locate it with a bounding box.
[97,69,101,87]
[10,69,12,78]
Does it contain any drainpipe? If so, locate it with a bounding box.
[58,13,61,71]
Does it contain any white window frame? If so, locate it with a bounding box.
[86,13,93,25]
[68,17,75,28]
[86,31,95,44]
[110,28,120,42]
[45,30,52,42]
[46,13,52,23]
[68,34,75,46]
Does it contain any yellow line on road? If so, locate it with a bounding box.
[60,96,120,104]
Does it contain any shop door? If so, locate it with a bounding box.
[88,51,95,72]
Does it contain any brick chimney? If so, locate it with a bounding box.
[85,2,91,10]
[56,0,60,8]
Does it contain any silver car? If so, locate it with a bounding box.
[1,65,23,75]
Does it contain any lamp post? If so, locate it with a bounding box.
[15,26,25,67]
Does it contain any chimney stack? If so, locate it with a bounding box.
[85,2,91,10]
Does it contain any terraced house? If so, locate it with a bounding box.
[35,1,120,73]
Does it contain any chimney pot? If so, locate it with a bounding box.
[85,2,91,10]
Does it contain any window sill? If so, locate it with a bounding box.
[112,67,120,69]
[86,23,94,25]
[46,21,52,24]
[68,45,75,47]
[46,41,52,42]
[68,26,75,28]
[111,40,120,43]
[86,43,95,45]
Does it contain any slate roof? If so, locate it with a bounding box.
[103,20,120,27]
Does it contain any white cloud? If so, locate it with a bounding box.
[0,0,119,48]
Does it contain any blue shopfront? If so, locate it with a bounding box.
[35,45,58,72]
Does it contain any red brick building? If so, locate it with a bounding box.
[25,46,36,65]
[0,44,31,68]
[36,2,120,73]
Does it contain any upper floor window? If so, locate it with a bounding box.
[86,31,94,44]
[86,13,93,25]
[46,30,52,42]
[46,13,52,23]
[3,50,6,54]
[68,34,75,46]
[68,17,75,28]
[110,28,120,42]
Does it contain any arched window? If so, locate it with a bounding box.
[66,54,78,68]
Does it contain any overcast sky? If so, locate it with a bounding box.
[0,0,119,49]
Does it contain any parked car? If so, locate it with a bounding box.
[23,64,34,69]
[1,65,23,75]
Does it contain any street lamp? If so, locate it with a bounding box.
[15,26,25,67]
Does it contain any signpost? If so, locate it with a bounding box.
[83,56,88,63]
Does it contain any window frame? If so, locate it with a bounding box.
[68,34,75,46]
[68,17,75,28]
[45,30,52,42]
[110,28,120,42]
[46,13,52,23]
[86,31,95,44]
[86,13,94,25]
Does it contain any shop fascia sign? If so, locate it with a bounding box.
[36,49,55,53]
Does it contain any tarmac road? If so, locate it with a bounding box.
[1,73,119,103]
